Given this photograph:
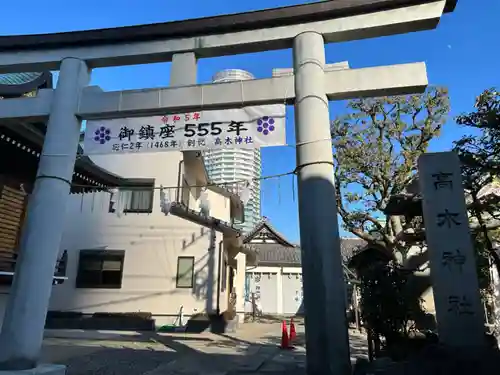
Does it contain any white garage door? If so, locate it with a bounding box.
[247,272,278,314]
[282,273,303,315]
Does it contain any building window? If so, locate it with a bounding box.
[76,250,125,289]
[176,256,195,288]
[109,187,154,214]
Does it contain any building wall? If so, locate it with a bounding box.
[49,151,233,326]
[204,69,262,234]
[245,266,303,315]
[282,271,304,314]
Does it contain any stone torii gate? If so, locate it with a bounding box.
[0,1,456,375]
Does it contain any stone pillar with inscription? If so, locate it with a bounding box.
[418,151,486,347]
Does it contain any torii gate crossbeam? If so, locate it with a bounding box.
[0,1,456,375]
[0,1,454,73]
[0,62,427,121]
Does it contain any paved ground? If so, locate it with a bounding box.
[42,323,368,375]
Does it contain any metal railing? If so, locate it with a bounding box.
[0,249,68,284]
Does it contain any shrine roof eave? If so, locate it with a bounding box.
[0,72,52,97]
[347,243,396,270]
[0,0,457,52]
[243,218,296,247]
[258,260,301,268]
[75,154,155,191]
[383,193,423,216]
[0,120,150,192]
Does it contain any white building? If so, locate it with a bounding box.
[204,69,262,234]
[44,150,257,331]
[243,218,363,316]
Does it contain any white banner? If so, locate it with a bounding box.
[83,105,286,155]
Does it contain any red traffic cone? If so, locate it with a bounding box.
[289,317,297,342]
[280,320,290,349]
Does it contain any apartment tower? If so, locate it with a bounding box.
[203,69,262,233]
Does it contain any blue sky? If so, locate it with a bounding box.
[2,0,499,243]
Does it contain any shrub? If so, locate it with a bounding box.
[359,261,424,346]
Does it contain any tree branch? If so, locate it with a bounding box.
[470,220,500,231]
[331,87,450,255]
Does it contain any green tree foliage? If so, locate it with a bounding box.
[454,88,500,294]
[331,87,450,254]
[455,88,500,175]
[474,232,494,292]
[359,262,424,342]
[454,88,500,229]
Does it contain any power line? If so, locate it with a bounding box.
[71,159,334,191]
[71,168,297,191]
[66,137,335,190]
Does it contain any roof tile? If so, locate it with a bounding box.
[0,73,44,85]
[252,238,366,266]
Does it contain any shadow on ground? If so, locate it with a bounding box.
[43,326,367,375]
[44,330,282,375]
[259,330,368,359]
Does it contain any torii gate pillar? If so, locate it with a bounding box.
[0,58,89,372]
[293,32,351,375]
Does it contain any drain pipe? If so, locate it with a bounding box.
[176,159,184,203]
[216,240,223,315]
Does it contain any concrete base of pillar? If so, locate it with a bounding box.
[237,312,245,324]
[225,315,240,333]
[0,365,66,375]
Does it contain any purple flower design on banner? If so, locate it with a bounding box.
[257,116,276,136]
[93,126,112,144]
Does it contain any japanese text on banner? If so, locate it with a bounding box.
[83,105,286,155]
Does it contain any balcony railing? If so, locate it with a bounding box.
[0,249,68,285]
[169,202,241,237]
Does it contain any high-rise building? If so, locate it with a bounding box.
[204,69,262,233]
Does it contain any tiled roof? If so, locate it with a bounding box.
[0,73,44,85]
[256,244,302,266]
[0,72,52,98]
[253,237,366,267]
[477,182,500,199]
[244,218,366,267]
[340,237,366,261]
[243,217,296,247]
